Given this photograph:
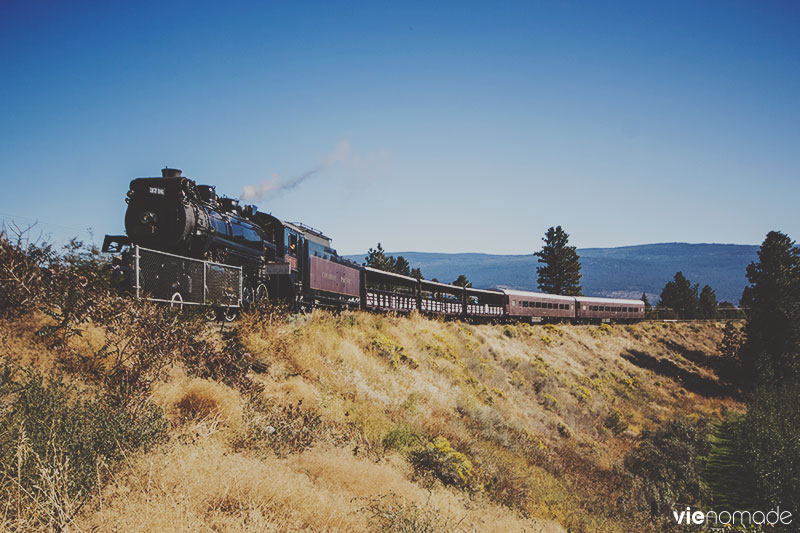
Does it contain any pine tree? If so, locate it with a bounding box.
[534,226,583,296]
[393,256,411,276]
[410,267,423,280]
[698,285,718,319]
[658,272,700,319]
[641,292,651,311]
[740,230,800,382]
[364,243,393,271]
[452,274,472,288]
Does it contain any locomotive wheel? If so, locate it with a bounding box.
[170,292,184,309]
[243,285,255,308]
[223,307,238,322]
[255,283,268,301]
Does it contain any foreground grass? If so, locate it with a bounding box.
[1,308,742,532]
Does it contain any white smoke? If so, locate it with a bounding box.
[240,140,352,202]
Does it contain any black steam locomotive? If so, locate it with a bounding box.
[103,168,361,311]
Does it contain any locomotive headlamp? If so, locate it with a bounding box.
[140,211,157,225]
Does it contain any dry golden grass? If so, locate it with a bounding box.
[3,308,741,532]
[152,370,245,435]
[0,312,61,373]
[76,438,561,533]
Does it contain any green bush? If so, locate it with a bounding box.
[739,382,800,512]
[370,335,417,368]
[0,367,166,529]
[604,410,629,435]
[382,424,424,453]
[409,436,482,492]
[624,417,710,517]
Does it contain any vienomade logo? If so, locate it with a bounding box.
[672,506,792,528]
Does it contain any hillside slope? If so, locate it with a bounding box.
[345,242,758,302]
[1,307,742,532]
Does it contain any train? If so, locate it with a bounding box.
[103,168,645,322]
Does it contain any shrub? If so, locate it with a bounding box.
[544,324,563,336]
[0,227,51,318]
[604,410,629,435]
[35,238,115,347]
[542,393,559,409]
[0,367,166,529]
[409,436,482,492]
[575,385,592,402]
[382,424,424,453]
[738,382,800,512]
[370,335,417,368]
[93,302,217,403]
[624,417,710,517]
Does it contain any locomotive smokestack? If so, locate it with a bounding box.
[162,167,182,178]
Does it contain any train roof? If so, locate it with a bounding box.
[465,287,505,296]
[575,296,645,305]
[500,289,576,302]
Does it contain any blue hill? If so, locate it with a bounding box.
[344,243,759,304]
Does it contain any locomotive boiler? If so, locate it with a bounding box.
[122,167,275,264]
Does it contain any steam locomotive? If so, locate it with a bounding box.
[103,167,361,310]
[103,168,644,322]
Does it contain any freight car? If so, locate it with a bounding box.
[103,167,645,323]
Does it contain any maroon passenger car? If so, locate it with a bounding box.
[575,296,644,322]
[502,289,575,322]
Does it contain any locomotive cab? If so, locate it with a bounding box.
[196,185,217,205]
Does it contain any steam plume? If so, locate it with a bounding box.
[241,140,351,202]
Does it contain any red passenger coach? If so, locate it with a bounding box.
[502,289,575,322]
[575,296,644,322]
[309,255,360,298]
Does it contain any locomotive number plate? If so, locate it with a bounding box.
[263,262,291,275]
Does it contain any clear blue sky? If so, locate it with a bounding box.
[1,1,798,255]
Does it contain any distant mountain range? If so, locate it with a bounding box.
[345,243,759,304]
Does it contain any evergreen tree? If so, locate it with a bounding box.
[739,231,800,382]
[364,243,393,271]
[393,256,411,276]
[410,267,423,280]
[364,244,412,275]
[452,274,472,288]
[641,292,651,311]
[698,285,718,319]
[534,226,583,296]
[658,272,700,319]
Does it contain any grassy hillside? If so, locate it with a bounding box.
[1,300,743,532]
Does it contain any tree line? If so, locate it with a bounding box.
[363,243,471,287]
[362,226,748,322]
